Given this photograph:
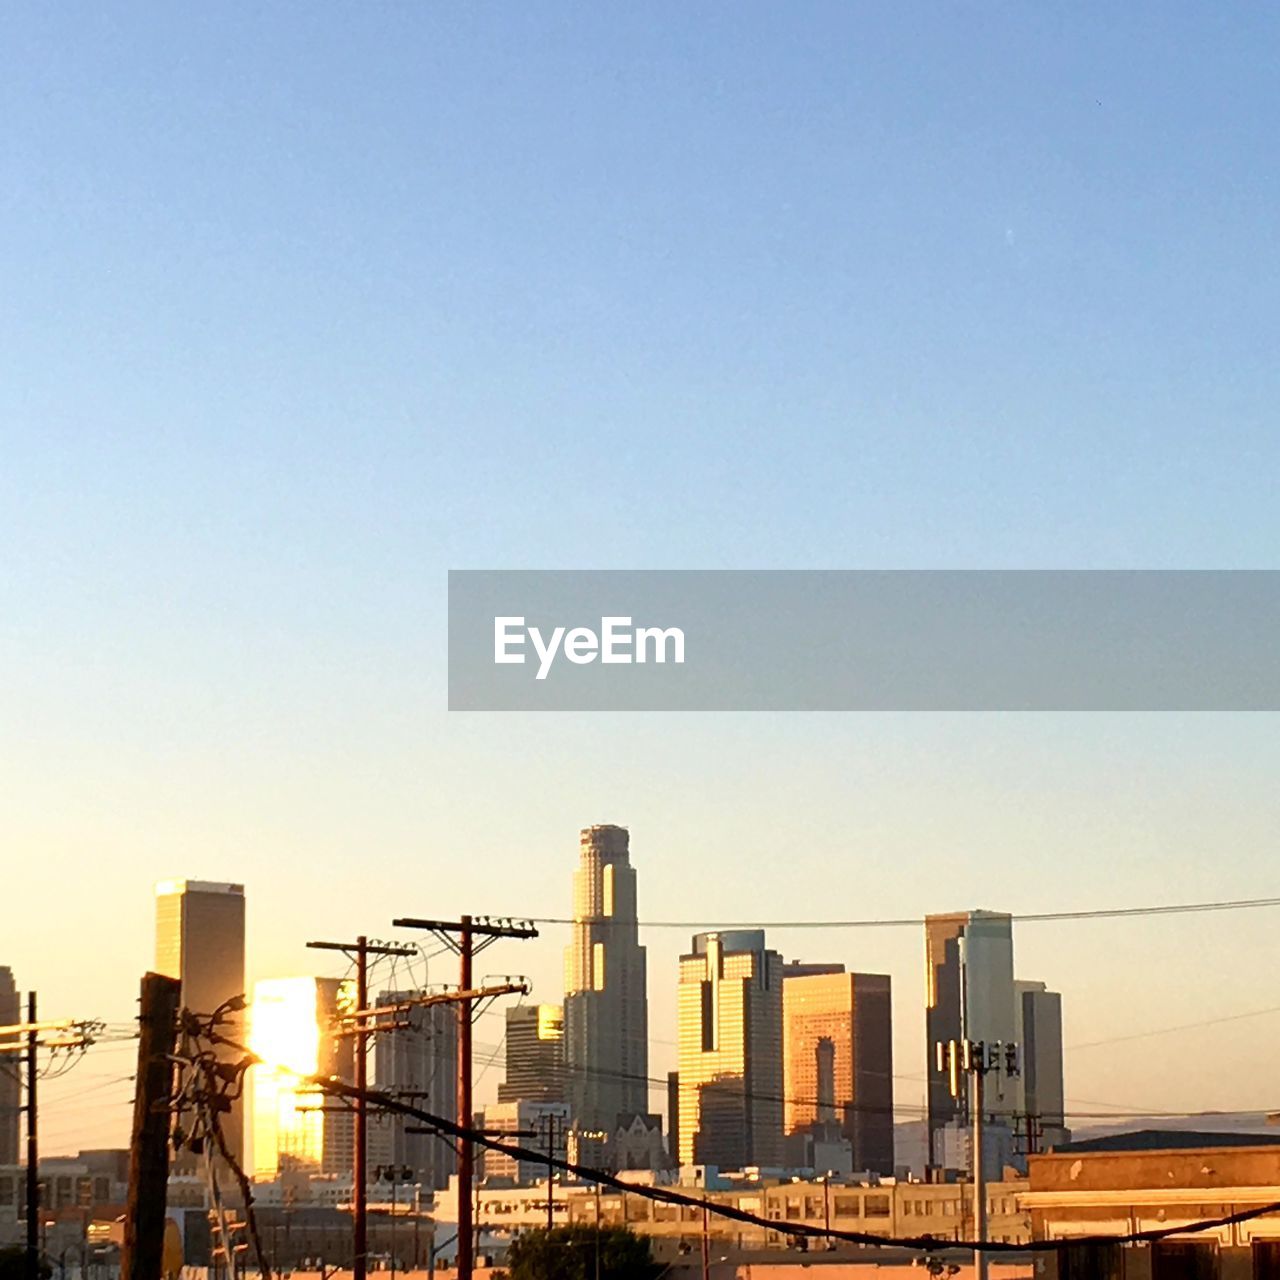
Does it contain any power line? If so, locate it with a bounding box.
[314,1078,1280,1257]
[1068,1004,1280,1053]
[521,893,1280,930]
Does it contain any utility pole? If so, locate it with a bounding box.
[458,919,472,1275]
[26,993,38,1280]
[700,1197,710,1280]
[594,1180,602,1280]
[935,1039,1019,1280]
[971,1066,985,1280]
[0,1005,101,1280]
[308,936,416,1280]
[391,915,538,1280]
[541,1112,560,1232]
[122,974,182,1280]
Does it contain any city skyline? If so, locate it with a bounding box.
[6,2,1280,1168]
[16,847,1280,1162]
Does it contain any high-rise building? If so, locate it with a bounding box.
[676,930,783,1171]
[155,880,247,1168]
[251,976,355,1178]
[1015,979,1068,1150]
[924,910,1017,1167]
[563,825,648,1135]
[782,965,894,1175]
[499,1004,565,1104]
[369,990,458,1189]
[0,967,19,1166]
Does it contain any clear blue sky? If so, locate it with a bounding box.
[3,4,1279,1153]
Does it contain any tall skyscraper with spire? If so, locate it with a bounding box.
[563,824,649,1137]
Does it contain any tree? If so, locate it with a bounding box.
[505,1224,663,1280]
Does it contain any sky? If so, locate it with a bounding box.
[2,3,1279,1156]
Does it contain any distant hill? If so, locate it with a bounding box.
[1069,1112,1280,1145]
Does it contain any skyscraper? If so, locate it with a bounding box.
[676,930,783,1170]
[563,825,648,1135]
[0,967,19,1166]
[251,976,355,1178]
[924,910,1017,1166]
[499,1004,566,1104]
[370,990,459,1189]
[155,879,247,1167]
[1015,979,1068,1150]
[782,965,894,1175]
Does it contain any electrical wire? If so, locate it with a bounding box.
[311,1077,1280,1256]
[523,894,1280,930]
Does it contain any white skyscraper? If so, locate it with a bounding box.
[562,825,649,1137]
[924,910,1018,1164]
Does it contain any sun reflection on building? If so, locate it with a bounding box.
[251,976,356,1178]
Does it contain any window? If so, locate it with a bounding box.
[1153,1242,1220,1280]
[865,1195,891,1218]
[1060,1244,1124,1280]
[1253,1241,1280,1280]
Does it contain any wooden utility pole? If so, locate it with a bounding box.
[123,973,182,1280]
[458,917,473,1277]
[307,936,415,1280]
[544,1112,559,1231]
[391,914,538,1280]
[701,1196,710,1280]
[26,993,38,1280]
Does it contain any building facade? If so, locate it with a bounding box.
[563,825,649,1134]
[925,911,1068,1172]
[782,966,895,1175]
[499,1004,565,1104]
[251,976,355,1179]
[925,911,1017,1165]
[677,930,784,1170]
[0,967,19,1167]
[154,880,247,1168]
[1026,1136,1280,1280]
[479,1100,571,1186]
[370,989,458,1190]
[1015,979,1068,1152]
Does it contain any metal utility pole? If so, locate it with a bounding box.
[935,1038,1019,1280]
[971,1066,985,1280]
[122,974,182,1280]
[26,993,38,1280]
[307,936,416,1280]
[391,915,538,1280]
